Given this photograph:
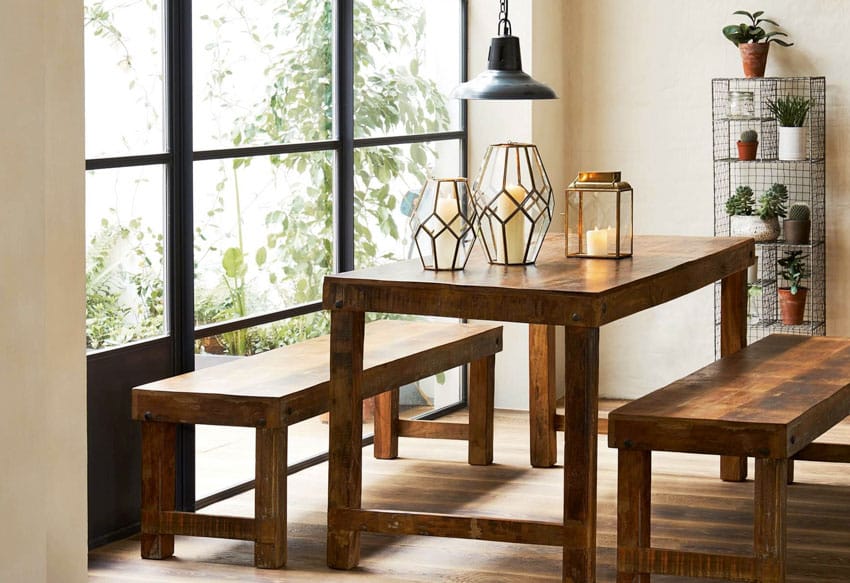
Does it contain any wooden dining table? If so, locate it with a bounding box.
[322,233,755,583]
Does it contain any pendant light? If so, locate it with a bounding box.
[452,0,557,100]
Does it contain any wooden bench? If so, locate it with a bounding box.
[131,319,502,569]
[608,334,850,583]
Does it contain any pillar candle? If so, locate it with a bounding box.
[434,195,458,269]
[497,184,527,263]
[586,226,608,256]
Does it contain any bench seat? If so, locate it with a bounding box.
[608,334,850,583]
[132,319,503,569]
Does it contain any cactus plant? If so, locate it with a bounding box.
[739,129,758,143]
[788,203,810,221]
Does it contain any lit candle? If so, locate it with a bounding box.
[497,184,527,263]
[434,195,458,269]
[586,226,608,256]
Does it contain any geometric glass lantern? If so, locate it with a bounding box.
[410,177,477,271]
[471,143,554,265]
[565,171,633,259]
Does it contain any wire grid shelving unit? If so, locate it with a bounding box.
[712,77,826,356]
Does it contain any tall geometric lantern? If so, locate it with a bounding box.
[471,143,554,265]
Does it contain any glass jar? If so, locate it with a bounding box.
[728,91,755,118]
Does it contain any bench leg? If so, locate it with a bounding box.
[255,426,287,569]
[754,458,788,583]
[617,449,651,583]
[469,354,495,466]
[140,421,176,560]
[373,389,399,460]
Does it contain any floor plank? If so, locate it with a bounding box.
[89,409,850,582]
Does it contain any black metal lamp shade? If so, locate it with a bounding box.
[452,35,557,101]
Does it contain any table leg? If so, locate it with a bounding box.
[529,324,557,467]
[327,309,365,570]
[563,326,600,583]
[720,268,749,482]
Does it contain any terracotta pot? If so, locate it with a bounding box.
[778,287,808,325]
[739,43,770,78]
[783,219,811,245]
[736,140,758,161]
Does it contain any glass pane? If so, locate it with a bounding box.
[355,140,460,268]
[354,0,461,139]
[194,152,333,348]
[84,0,165,158]
[86,166,166,350]
[192,1,333,149]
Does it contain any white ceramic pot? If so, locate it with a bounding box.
[730,215,780,242]
[778,126,807,161]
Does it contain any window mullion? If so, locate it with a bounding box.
[334,0,355,274]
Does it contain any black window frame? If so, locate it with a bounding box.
[85,0,469,520]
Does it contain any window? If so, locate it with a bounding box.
[84,0,467,541]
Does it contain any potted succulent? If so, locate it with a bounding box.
[777,250,808,325]
[723,10,793,78]
[726,183,788,242]
[783,203,811,244]
[737,129,759,160]
[767,96,811,161]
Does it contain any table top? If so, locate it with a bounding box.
[323,234,754,327]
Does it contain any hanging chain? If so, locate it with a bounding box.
[498,0,512,36]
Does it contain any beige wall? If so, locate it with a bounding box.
[468,0,568,408]
[0,0,87,581]
[471,0,850,403]
[563,0,850,398]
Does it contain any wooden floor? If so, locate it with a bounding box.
[89,409,850,582]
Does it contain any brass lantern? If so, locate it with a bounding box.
[565,171,633,259]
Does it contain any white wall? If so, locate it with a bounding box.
[471,0,850,403]
[0,0,87,581]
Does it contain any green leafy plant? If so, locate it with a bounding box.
[722,10,793,46]
[777,250,808,294]
[787,203,810,221]
[766,96,811,127]
[757,183,788,220]
[725,185,755,216]
[739,129,758,143]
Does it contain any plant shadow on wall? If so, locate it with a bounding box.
[85,0,450,354]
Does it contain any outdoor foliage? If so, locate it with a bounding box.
[85,0,451,354]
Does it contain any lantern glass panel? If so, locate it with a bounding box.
[618,190,633,256]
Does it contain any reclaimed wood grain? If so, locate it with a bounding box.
[90,409,850,583]
[529,324,557,467]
